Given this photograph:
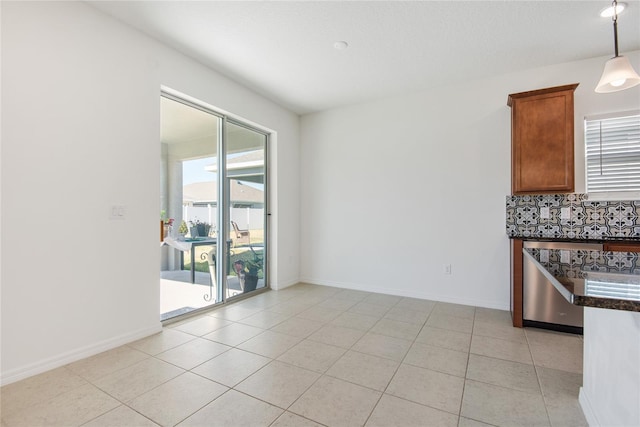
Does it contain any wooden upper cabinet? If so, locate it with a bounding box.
[508,84,578,194]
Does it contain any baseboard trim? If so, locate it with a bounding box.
[271,278,300,290]
[299,276,509,311]
[579,387,599,427]
[0,323,162,386]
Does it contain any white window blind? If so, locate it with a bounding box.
[585,112,640,193]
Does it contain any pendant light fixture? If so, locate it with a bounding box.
[595,0,640,93]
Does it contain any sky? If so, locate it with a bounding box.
[183,157,216,185]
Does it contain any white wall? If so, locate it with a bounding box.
[0,1,300,384]
[300,52,640,309]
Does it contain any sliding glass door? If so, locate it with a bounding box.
[160,95,222,320]
[225,121,268,298]
[159,93,268,320]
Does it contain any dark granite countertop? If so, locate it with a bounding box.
[523,248,640,312]
[508,235,640,242]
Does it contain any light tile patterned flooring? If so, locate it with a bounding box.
[1,283,587,427]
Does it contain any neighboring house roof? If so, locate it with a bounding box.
[183,180,263,204]
[230,150,264,164]
[204,150,265,184]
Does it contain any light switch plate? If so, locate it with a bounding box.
[540,249,549,262]
[540,207,550,219]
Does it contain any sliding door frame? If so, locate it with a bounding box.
[224,117,270,300]
[161,90,270,314]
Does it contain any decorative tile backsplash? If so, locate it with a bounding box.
[506,194,640,240]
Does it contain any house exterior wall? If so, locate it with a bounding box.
[0,1,300,384]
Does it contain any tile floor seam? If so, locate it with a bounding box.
[362,336,421,426]
[459,379,469,422]
[272,371,325,415]
[213,330,343,416]
[83,379,132,405]
[460,414,500,426]
[149,356,201,374]
[462,374,544,397]
[382,388,464,419]
[320,365,394,395]
[87,363,188,408]
[184,346,235,372]
[527,332,555,427]
[119,404,161,427]
[458,329,473,422]
[466,351,546,397]
[267,411,329,427]
[456,313,475,419]
[266,295,396,425]
[192,387,281,424]
[467,352,542,385]
[360,383,388,426]
[180,368,230,393]
[79,403,157,427]
[218,387,287,414]
[360,316,466,422]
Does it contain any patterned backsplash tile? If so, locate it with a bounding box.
[506,194,640,240]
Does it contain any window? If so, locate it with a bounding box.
[585,112,640,193]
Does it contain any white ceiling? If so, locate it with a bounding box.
[89,1,640,115]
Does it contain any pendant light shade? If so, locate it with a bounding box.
[596,55,640,93]
[595,0,640,93]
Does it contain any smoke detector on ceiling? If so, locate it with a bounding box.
[333,41,349,50]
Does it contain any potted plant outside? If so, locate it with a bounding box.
[233,256,262,293]
[178,220,189,238]
[189,219,211,238]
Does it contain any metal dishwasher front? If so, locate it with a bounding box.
[522,240,603,332]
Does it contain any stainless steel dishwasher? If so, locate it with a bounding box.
[522,240,603,333]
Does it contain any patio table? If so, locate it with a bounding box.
[164,237,231,284]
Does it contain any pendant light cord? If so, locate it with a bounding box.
[612,0,619,57]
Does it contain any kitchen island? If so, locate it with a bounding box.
[523,248,640,427]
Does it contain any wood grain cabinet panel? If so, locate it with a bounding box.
[508,84,578,194]
[511,239,523,327]
[603,242,640,252]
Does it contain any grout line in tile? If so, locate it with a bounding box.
[525,329,554,427]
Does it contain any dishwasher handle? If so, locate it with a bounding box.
[523,241,603,251]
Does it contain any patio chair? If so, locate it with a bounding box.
[231,221,250,247]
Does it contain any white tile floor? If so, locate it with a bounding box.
[1,283,588,427]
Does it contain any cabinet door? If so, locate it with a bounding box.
[509,84,578,194]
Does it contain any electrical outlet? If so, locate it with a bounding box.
[109,205,126,220]
[561,250,570,264]
[561,207,571,220]
[444,264,452,275]
[540,207,550,219]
